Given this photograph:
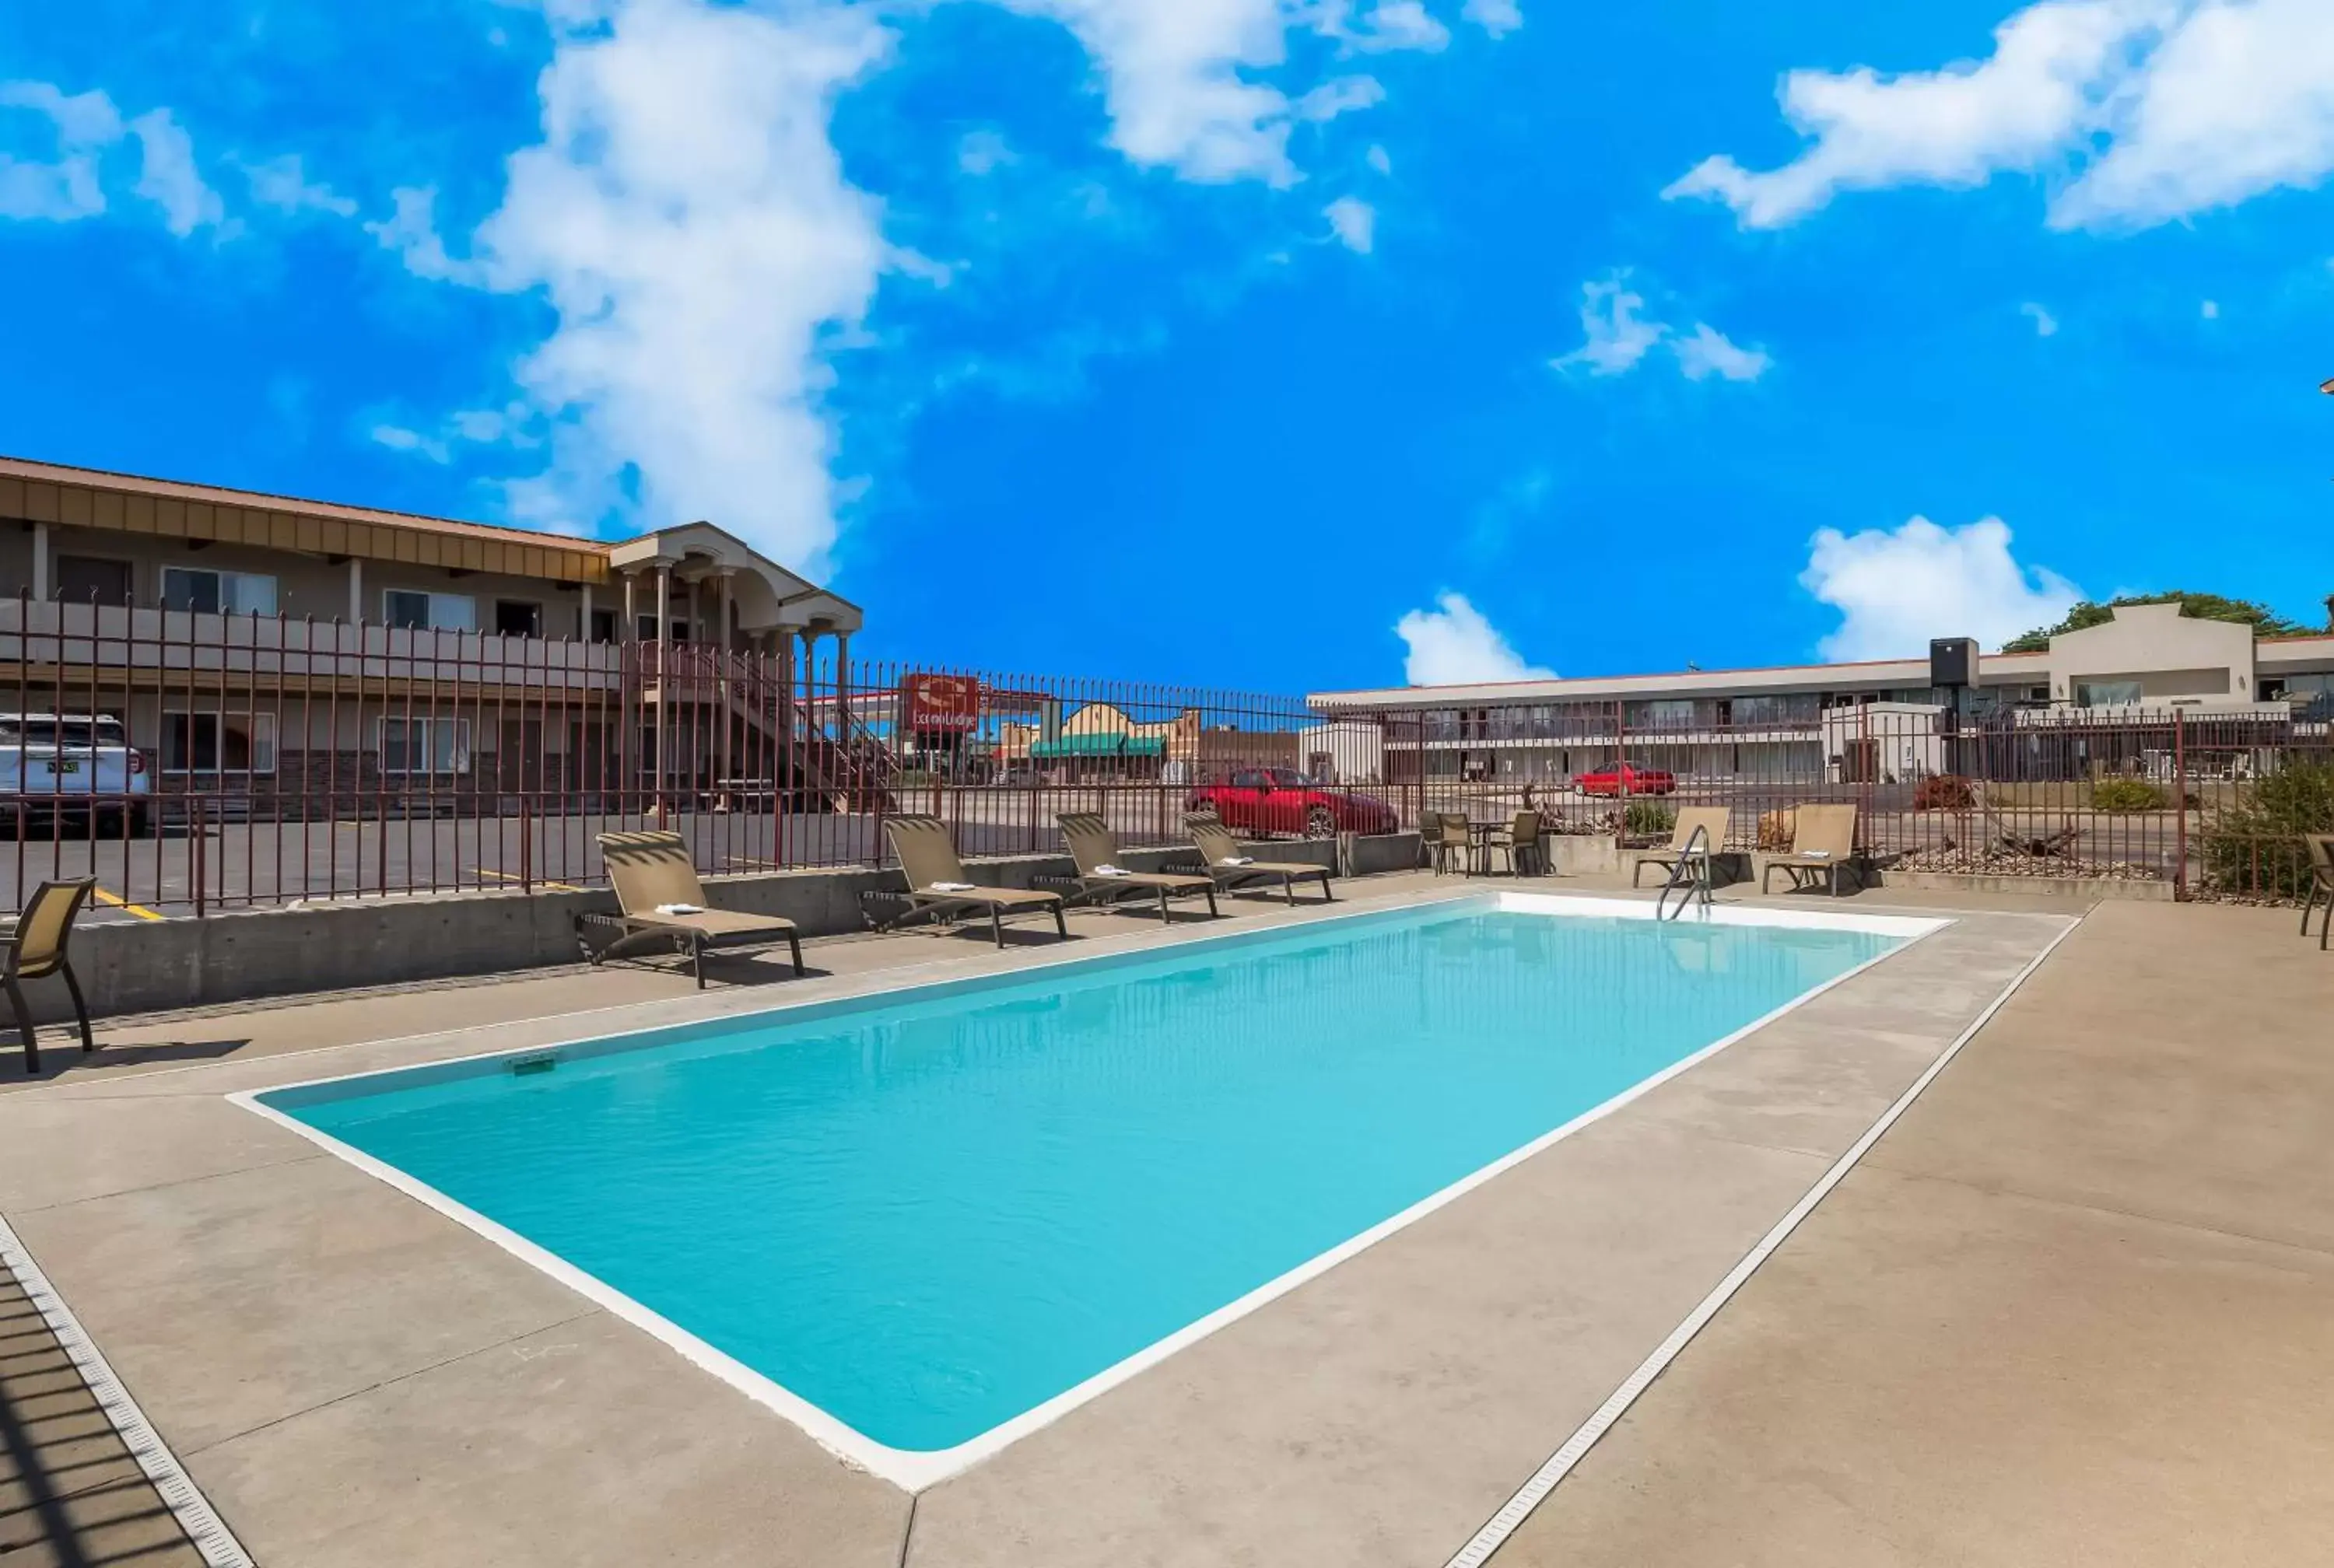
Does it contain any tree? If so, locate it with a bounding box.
[1999,591,2312,653]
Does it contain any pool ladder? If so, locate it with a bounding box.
[1654,824,1713,922]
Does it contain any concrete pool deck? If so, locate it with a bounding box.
[0,874,2318,1564]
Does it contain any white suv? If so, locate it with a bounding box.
[0,713,152,836]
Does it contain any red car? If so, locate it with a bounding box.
[1187,768,1398,838]
[1574,764,1677,797]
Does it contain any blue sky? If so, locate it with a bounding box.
[3,0,2331,691]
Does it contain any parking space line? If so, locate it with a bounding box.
[469,866,584,894]
[90,886,165,922]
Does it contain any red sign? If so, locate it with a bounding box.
[902,673,981,732]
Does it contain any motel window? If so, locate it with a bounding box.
[378,717,471,775]
[587,609,619,644]
[2073,679,2144,708]
[55,556,134,607]
[162,567,277,617]
[493,600,542,638]
[384,590,476,632]
[162,711,277,775]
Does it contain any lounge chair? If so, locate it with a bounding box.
[1759,803,1859,897]
[1057,813,1218,921]
[1183,813,1333,905]
[2301,834,2334,950]
[1633,806,1732,887]
[881,814,1069,947]
[584,831,804,988]
[2,878,96,1075]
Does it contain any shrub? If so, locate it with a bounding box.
[1623,799,1675,837]
[1912,774,1975,810]
[2199,759,2334,899]
[2090,777,2167,814]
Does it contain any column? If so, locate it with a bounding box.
[579,582,593,642]
[621,573,636,642]
[653,563,671,818]
[716,572,735,792]
[31,523,48,601]
[347,557,363,624]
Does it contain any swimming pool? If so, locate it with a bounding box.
[242,892,1940,1487]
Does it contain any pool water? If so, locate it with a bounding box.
[262,900,1905,1461]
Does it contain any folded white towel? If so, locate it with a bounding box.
[1093,865,1130,877]
[930,880,976,893]
[654,902,703,915]
[1218,856,1255,866]
[1800,849,1832,859]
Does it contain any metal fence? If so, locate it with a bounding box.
[0,599,1331,918]
[1,594,2329,919]
[1373,698,2334,901]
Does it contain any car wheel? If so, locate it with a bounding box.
[1304,805,1337,839]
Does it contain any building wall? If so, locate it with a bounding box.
[0,522,764,645]
[2044,604,2257,705]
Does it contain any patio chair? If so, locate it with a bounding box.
[882,814,1069,947]
[3,878,98,1075]
[1183,813,1334,905]
[2301,834,2334,950]
[1633,806,1732,887]
[1418,810,1447,873]
[1436,812,1476,877]
[584,831,803,988]
[1759,803,1860,897]
[1483,810,1543,877]
[1056,813,1218,922]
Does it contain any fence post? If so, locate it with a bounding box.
[2173,708,2189,900]
[191,793,207,919]
[519,793,533,897]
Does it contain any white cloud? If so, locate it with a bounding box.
[1463,0,1523,37]
[449,0,892,574]
[1365,142,1393,174]
[1554,271,1770,383]
[240,152,357,216]
[1324,194,1375,253]
[1351,1,1451,54]
[2054,0,2334,226]
[370,423,450,464]
[1294,75,1386,123]
[127,110,226,236]
[1670,0,2334,233]
[1670,321,1772,382]
[0,81,122,223]
[998,0,1308,184]
[2199,296,2220,317]
[1801,516,2083,660]
[1554,274,1666,376]
[367,185,479,283]
[1665,0,2159,229]
[1396,592,1554,685]
[2020,300,2061,335]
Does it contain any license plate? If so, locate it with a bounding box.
[51,761,77,775]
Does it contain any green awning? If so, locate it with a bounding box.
[1029,733,1167,760]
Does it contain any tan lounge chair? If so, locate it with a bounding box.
[882,814,1068,947]
[1633,806,1731,887]
[1484,810,1543,877]
[3,878,96,1074]
[1057,814,1218,921]
[587,831,804,988]
[1183,813,1333,905]
[1760,803,1859,896]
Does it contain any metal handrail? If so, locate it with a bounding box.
[1655,823,1712,921]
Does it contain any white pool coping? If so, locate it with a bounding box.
[230,891,1948,1492]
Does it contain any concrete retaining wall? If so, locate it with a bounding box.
[1873,869,2175,902]
[37,832,1390,1025]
